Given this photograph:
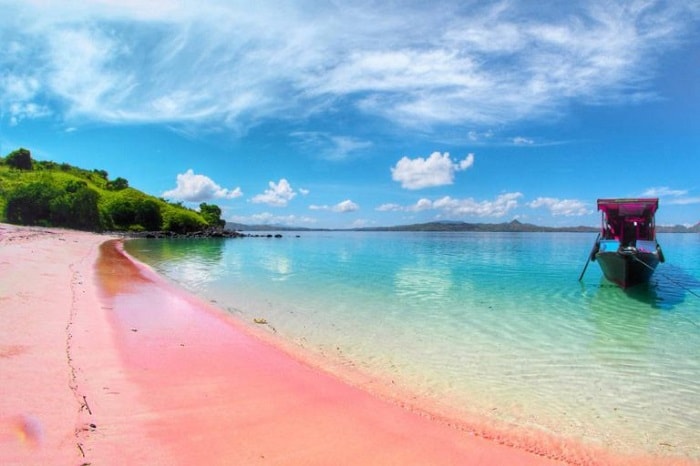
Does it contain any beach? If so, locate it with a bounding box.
[0,224,691,465]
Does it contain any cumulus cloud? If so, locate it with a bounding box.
[1,1,696,131]
[163,169,242,202]
[310,199,359,213]
[376,203,402,212]
[230,212,317,226]
[375,193,522,218]
[334,199,359,213]
[391,152,475,190]
[433,192,522,217]
[527,197,590,216]
[410,198,434,212]
[251,179,297,207]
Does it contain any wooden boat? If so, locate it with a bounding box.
[589,198,665,288]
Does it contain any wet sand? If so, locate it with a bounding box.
[1,224,689,465]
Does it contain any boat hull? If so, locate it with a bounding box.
[595,251,660,289]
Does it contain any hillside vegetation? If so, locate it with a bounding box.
[0,148,222,233]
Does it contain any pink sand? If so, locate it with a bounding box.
[1,224,693,465]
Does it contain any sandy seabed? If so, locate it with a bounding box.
[1,223,693,466]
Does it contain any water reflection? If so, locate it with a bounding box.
[124,238,227,288]
[126,238,226,265]
[261,253,294,279]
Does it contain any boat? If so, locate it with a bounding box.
[589,198,665,288]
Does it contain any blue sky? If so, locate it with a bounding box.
[1,0,699,228]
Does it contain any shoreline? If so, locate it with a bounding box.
[1,224,693,465]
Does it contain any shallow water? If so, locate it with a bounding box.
[125,232,700,459]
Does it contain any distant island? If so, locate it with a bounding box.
[228,219,700,234]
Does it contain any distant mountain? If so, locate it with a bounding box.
[228,219,601,233]
[356,219,598,233]
[658,223,700,233]
[228,219,700,234]
[227,218,700,234]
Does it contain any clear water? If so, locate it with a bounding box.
[124,232,700,459]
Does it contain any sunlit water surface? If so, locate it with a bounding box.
[125,232,700,459]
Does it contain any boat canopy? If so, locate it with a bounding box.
[597,198,658,218]
[597,198,659,243]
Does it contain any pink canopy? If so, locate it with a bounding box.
[597,198,658,218]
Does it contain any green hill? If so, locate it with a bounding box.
[0,148,220,233]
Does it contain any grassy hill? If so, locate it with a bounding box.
[0,148,215,233]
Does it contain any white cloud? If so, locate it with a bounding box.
[328,136,373,161]
[527,197,590,216]
[433,192,522,217]
[513,136,534,145]
[290,132,372,161]
[1,1,696,131]
[8,102,52,126]
[251,179,297,207]
[642,187,688,197]
[376,203,402,212]
[333,199,359,213]
[667,197,700,206]
[642,187,700,206]
[391,152,475,190]
[163,169,243,202]
[230,212,317,226]
[410,198,434,212]
[375,193,522,218]
[310,199,359,213]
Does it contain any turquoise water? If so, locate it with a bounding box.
[125,232,700,459]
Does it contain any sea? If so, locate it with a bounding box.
[124,231,700,460]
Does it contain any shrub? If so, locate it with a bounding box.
[135,199,163,231]
[162,208,207,233]
[105,194,164,231]
[199,202,225,228]
[49,181,102,230]
[106,177,129,190]
[93,169,109,180]
[6,148,33,170]
[106,197,137,229]
[5,181,61,225]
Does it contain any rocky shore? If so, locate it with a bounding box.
[116,227,289,239]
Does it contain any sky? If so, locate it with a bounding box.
[1,0,699,229]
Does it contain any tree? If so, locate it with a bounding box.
[106,177,129,190]
[5,181,60,225]
[163,209,207,233]
[199,202,225,228]
[93,169,108,180]
[106,197,137,228]
[135,199,163,231]
[49,181,101,230]
[5,148,33,170]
